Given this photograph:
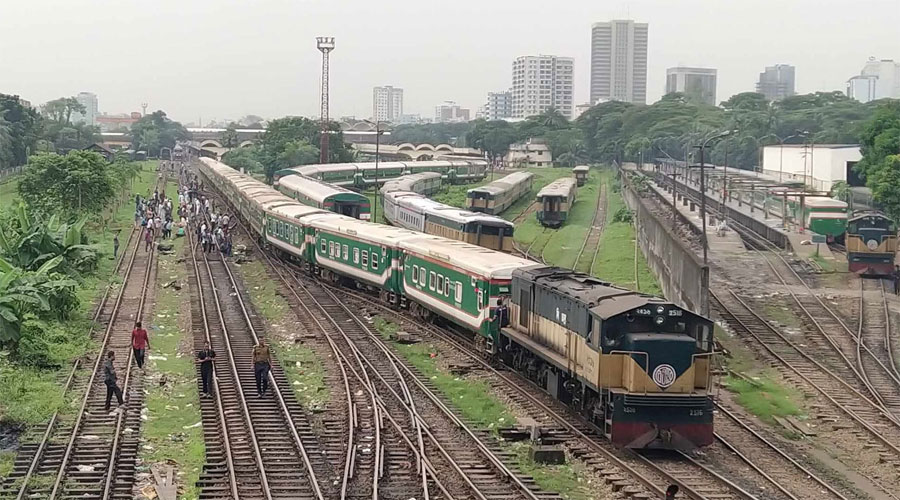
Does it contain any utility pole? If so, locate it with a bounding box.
[374,120,382,222]
[316,36,335,164]
[695,130,734,266]
[670,171,679,230]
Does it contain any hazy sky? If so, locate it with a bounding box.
[2,0,898,124]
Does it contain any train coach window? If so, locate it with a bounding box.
[320,238,327,253]
[371,254,379,270]
[477,290,484,309]
[412,266,419,284]
[429,272,436,291]
[455,282,462,302]
[362,251,369,268]
[419,267,426,285]
[343,245,349,260]
[444,278,450,297]
[329,241,335,257]
[354,248,360,264]
[437,274,443,293]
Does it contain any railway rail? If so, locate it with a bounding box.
[573,182,607,273]
[236,226,558,499]
[1,173,167,500]
[858,278,900,414]
[316,278,832,500]
[187,209,328,499]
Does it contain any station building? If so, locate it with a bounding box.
[760,144,862,192]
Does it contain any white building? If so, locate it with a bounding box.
[665,67,717,106]
[511,55,574,119]
[434,101,470,123]
[482,91,513,121]
[505,138,552,167]
[373,86,403,122]
[847,58,900,103]
[761,144,862,191]
[590,20,648,104]
[72,91,98,125]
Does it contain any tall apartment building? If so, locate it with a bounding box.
[511,55,574,119]
[590,20,648,104]
[372,86,403,122]
[72,91,99,125]
[756,64,795,101]
[482,91,513,120]
[665,67,717,106]
[434,101,470,123]
[847,58,900,103]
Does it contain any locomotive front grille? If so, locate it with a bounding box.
[623,394,708,407]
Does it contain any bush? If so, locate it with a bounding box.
[612,206,634,224]
[15,318,91,369]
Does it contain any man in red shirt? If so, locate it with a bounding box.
[131,321,150,369]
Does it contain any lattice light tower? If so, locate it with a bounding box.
[316,36,335,163]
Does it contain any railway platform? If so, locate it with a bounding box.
[629,163,837,261]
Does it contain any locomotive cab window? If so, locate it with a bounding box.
[696,323,711,351]
[320,238,326,253]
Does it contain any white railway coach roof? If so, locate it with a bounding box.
[310,212,425,246]
[401,236,533,278]
[537,178,577,198]
[270,203,330,221]
[467,172,534,196]
[573,165,590,173]
[277,174,358,204]
[796,197,848,209]
[380,172,442,194]
[396,193,514,226]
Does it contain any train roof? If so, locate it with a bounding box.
[276,160,489,179]
[466,171,534,196]
[789,196,847,209]
[380,172,442,194]
[401,236,533,278]
[392,192,514,227]
[573,165,590,173]
[270,203,330,220]
[277,174,367,204]
[536,177,577,198]
[514,266,673,320]
[309,212,425,245]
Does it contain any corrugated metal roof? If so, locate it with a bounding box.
[536,177,577,198]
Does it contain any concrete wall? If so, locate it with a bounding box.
[620,170,709,316]
[761,145,861,191]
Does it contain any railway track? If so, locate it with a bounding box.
[511,200,539,225]
[0,174,167,500]
[317,280,834,500]
[858,278,900,414]
[186,212,328,499]
[573,181,607,273]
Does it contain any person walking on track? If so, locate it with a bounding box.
[197,341,216,398]
[132,321,149,369]
[893,265,900,295]
[144,225,153,252]
[253,338,272,398]
[104,350,125,412]
[113,232,119,259]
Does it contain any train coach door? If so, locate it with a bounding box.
[519,287,531,333]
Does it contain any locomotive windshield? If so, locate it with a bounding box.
[595,304,712,353]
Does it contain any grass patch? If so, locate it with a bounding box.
[375,317,516,429]
[762,303,800,328]
[362,190,387,225]
[0,450,15,477]
[590,173,661,295]
[142,234,204,500]
[276,343,328,411]
[511,442,594,500]
[540,173,600,269]
[237,259,288,324]
[724,374,804,425]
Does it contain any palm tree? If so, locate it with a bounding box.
[537,108,568,129]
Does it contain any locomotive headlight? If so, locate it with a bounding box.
[655,316,665,325]
[656,305,665,315]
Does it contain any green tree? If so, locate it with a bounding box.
[131,110,188,154]
[40,97,84,126]
[856,100,900,181]
[0,94,43,166]
[254,116,353,182]
[222,122,239,148]
[18,151,116,217]
[466,120,518,161]
[221,146,265,174]
[868,156,900,219]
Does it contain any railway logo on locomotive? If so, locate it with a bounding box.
[652,364,677,388]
